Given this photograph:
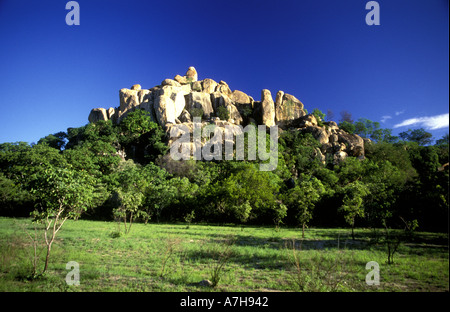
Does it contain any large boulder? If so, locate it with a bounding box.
[216,81,232,97]
[185,92,214,120]
[337,131,365,157]
[297,114,318,128]
[192,80,202,92]
[161,79,181,87]
[153,85,190,126]
[333,151,348,164]
[179,109,192,123]
[325,121,339,131]
[230,90,253,119]
[137,89,151,103]
[186,66,198,82]
[231,90,251,105]
[301,125,330,145]
[119,88,140,112]
[173,66,199,85]
[174,74,188,85]
[118,88,153,122]
[210,92,243,124]
[107,107,117,123]
[275,91,305,127]
[88,108,108,123]
[202,78,218,93]
[261,89,275,127]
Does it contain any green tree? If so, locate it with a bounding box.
[62,146,101,177]
[279,131,322,176]
[119,110,168,163]
[213,163,282,224]
[216,106,230,121]
[1,142,66,184]
[363,160,408,227]
[30,166,96,275]
[162,176,199,222]
[435,133,449,166]
[120,110,157,141]
[63,121,122,175]
[404,145,449,231]
[371,128,399,143]
[354,118,380,140]
[283,175,325,237]
[139,162,178,223]
[335,157,367,185]
[435,133,449,147]
[339,181,370,240]
[399,128,433,146]
[364,141,417,181]
[0,172,32,216]
[144,180,176,223]
[338,120,356,134]
[37,131,68,151]
[111,160,148,234]
[311,108,326,126]
[66,120,118,150]
[81,140,122,175]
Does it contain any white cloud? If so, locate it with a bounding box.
[395,110,405,116]
[380,115,392,123]
[393,113,449,130]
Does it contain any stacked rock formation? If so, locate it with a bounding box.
[88,66,365,163]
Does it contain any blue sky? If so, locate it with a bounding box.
[0,0,448,144]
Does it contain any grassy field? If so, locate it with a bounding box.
[0,217,448,292]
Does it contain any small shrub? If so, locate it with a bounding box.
[240,106,253,119]
[208,236,236,288]
[285,238,354,291]
[190,107,204,119]
[110,230,122,238]
[184,210,195,229]
[382,218,418,265]
[216,106,230,121]
[159,237,182,277]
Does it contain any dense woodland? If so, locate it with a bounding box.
[0,110,448,233]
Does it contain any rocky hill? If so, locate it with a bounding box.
[88,66,365,164]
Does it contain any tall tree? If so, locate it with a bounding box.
[120,109,167,163]
[111,160,149,234]
[339,181,370,240]
[326,109,335,121]
[213,163,282,224]
[283,174,325,237]
[399,128,433,146]
[339,110,354,123]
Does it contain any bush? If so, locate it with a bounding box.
[190,107,204,119]
[216,106,230,121]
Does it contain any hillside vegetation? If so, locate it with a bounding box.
[1,109,448,232]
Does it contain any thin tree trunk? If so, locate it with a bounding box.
[351,218,355,240]
[43,241,53,273]
[123,213,127,234]
[128,212,133,234]
[42,206,67,274]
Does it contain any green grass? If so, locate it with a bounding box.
[0,217,448,292]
